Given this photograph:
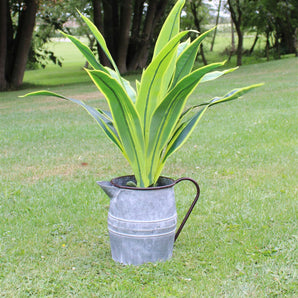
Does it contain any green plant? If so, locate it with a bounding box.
[22,0,262,187]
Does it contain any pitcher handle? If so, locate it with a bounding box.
[174,177,200,242]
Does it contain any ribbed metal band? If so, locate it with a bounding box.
[108,227,176,238]
[108,221,177,232]
[108,212,177,224]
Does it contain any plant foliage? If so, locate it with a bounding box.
[22,0,263,187]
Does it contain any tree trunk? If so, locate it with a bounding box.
[294,28,298,57]
[199,44,208,65]
[249,33,259,55]
[1,0,37,90]
[127,0,169,70]
[116,0,133,73]
[2,0,38,90]
[274,32,281,59]
[9,0,37,88]
[279,25,296,54]
[265,31,270,61]
[92,0,110,66]
[127,0,146,70]
[190,0,208,65]
[227,0,243,66]
[92,0,169,73]
[236,27,243,65]
[137,0,159,68]
[231,17,235,52]
[210,0,222,52]
[102,0,116,59]
[279,0,296,55]
[0,0,8,90]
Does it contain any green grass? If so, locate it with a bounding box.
[23,41,89,87]
[1,52,297,296]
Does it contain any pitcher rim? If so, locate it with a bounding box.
[110,175,176,190]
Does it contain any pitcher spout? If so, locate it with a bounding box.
[97,181,120,199]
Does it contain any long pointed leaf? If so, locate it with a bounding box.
[86,70,148,187]
[147,61,226,180]
[171,27,215,88]
[77,12,138,104]
[136,31,189,135]
[20,90,124,153]
[208,83,264,107]
[78,11,119,74]
[153,0,185,58]
[164,106,208,162]
[162,83,264,164]
[200,67,238,83]
[78,12,139,104]
[105,68,136,103]
[177,67,239,121]
[177,38,190,57]
[59,31,106,71]
[153,105,208,182]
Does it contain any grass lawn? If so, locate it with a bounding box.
[0,50,297,296]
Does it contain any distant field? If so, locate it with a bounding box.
[1,41,297,296]
[22,29,283,88]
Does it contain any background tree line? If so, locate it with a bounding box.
[1,0,297,91]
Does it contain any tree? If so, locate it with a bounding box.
[182,0,211,65]
[189,0,208,65]
[210,0,222,52]
[243,0,298,59]
[0,0,175,90]
[92,0,172,73]
[31,0,92,69]
[227,0,244,66]
[267,0,297,56]
[0,0,38,90]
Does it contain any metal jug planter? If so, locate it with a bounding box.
[98,175,200,265]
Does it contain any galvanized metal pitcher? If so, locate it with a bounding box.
[97,175,200,265]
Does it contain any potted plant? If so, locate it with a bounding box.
[23,0,262,265]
